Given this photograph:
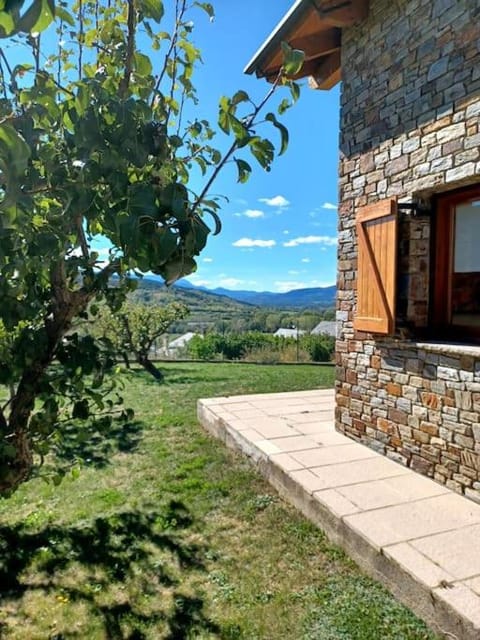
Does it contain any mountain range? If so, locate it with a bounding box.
[173,278,336,308]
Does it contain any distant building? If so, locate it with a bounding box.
[310,321,336,338]
[158,332,200,358]
[274,328,306,339]
[168,332,199,350]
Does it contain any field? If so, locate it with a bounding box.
[0,363,438,639]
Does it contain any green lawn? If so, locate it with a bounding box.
[0,363,438,639]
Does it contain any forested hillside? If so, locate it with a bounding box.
[132,279,335,334]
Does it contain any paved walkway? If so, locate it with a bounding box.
[198,389,480,640]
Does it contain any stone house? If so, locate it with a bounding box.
[246,0,480,500]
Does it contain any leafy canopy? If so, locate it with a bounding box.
[0,0,303,494]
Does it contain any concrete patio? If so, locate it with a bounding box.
[198,389,480,640]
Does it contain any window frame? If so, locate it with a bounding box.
[432,184,480,342]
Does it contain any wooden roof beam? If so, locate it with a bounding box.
[308,50,342,90]
[289,28,341,61]
[314,0,369,28]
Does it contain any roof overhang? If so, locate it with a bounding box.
[244,0,369,90]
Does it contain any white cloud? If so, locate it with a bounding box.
[274,278,335,292]
[192,279,212,287]
[274,281,307,292]
[202,257,213,262]
[219,278,244,288]
[301,257,311,263]
[244,209,264,218]
[233,208,265,218]
[321,202,337,210]
[283,235,337,248]
[233,237,276,248]
[288,270,300,275]
[283,230,290,235]
[259,195,290,208]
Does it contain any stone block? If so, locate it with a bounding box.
[437,367,460,382]
[436,121,465,143]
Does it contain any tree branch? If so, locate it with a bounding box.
[0,406,8,435]
[76,214,90,259]
[190,70,283,217]
[150,0,187,109]
[120,0,136,97]
[78,0,84,81]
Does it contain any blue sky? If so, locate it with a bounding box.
[183,1,340,292]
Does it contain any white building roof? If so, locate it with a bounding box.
[274,328,306,339]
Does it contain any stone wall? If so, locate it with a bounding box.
[336,0,480,499]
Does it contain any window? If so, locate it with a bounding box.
[433,185,480,340]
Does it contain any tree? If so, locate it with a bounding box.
[0,0,303,494]
[98,301,189,380]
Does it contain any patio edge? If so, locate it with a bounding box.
[198,397,480,640]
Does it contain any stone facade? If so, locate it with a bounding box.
[336,0,480,499]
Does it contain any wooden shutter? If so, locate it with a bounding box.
[354,199,398,334]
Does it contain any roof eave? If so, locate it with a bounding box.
[244,0,310,77]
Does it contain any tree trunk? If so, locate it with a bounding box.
[122,352,131,369]
[138,355,164,381]
[0,427,33,497]
[0,275,90,495]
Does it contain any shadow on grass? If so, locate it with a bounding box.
[0,500,222,639]
[48,419,144,470]
[122,365,228,387]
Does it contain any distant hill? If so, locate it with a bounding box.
[174,279,336,308]
[132,277,335,333]
[132,278,256,328]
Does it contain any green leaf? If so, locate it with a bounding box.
[0,123,30,179]
[194,156,207,175]
[194,2,214,19]
[202,208,221,236]
[249,137,275,171]
[55,5,75,26]
[0,11,14,35]
[74,85,90,116]
[129,184,158,219]
[289,81,300,103]
[16,0,55,34]
[161,256,196,285]
[134,51,153,77]
[154,227,177,262]
[179,40,200,64]
[158,183,189,221]
[219,95,230,112]
[231,90,249,106]
[277,98,291,115]
[139,0,164,23]
[281,42,305,77]
[169,134,183,148]
[218,108,230,135]
[234,157,251,184]
[265,112,289,155]
[229,114,249,146]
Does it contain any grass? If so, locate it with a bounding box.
[0,362,438,639]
